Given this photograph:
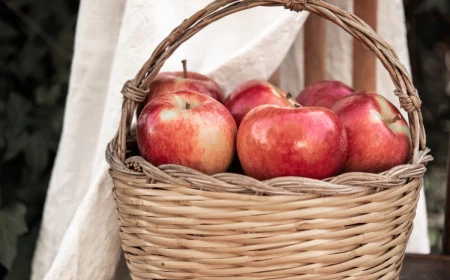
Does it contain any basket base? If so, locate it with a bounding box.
[110,167,422,280]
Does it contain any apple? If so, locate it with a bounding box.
[136,60,224,117]
[224,79,296,128]
[296,80,355,109]
[237,104,348,180]
[137,90,237,175]
[331,91,412,173]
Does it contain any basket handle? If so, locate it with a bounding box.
[107,0,427,170]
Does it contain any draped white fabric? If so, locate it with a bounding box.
[32,1,429,279]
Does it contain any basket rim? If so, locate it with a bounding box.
[105,0,432,196]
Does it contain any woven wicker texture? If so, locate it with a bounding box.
[105,0,433,279]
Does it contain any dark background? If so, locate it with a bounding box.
[0,0,449,279]
[0,1,79,279]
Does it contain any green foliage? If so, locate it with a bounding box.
[404,0,450,254]
[0,0,79,279]
[0,203,27,271]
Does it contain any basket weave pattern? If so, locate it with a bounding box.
[106,0,432,279]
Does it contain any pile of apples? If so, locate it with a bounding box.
[136,61,412,180]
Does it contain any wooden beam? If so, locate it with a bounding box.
[304,13,327,86]
[353,0,377,92]
[443,121,450,255]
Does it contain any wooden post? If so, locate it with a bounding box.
[443,120,450,255]
[353,0,378,92]
[304,13,327,86]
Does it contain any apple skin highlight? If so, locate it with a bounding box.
[237,105,348,180]
[331,91,412,173]
[137,90,236,175]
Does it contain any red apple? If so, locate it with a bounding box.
[137,90,236,175]
[237,105,348,180]
[296,80,355,109]
[136,60,224,117]
[224,79,296,128]
[331,91,412,173]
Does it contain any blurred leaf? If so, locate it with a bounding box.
[0,21,17,39]
[0,139,4,152]
[49,106,64,134]
[29,3,54,23]
[5,94,31,135]
[19,41,47,80]
[0,203,28,271]
[0,45,16,60]
[417,0,450,13]
[5,60,20,80]
[6,94,31,115]
[0,267,5,280]
[24,131,49,181]
[14,0,32,7]
[3,131,27,161]
[35,85,60,106]
[5,224,39,280]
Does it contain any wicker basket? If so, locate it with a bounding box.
[105,1,433,279]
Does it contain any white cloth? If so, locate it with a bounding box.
[32,0,429,279]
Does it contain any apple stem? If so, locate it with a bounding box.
[182,59,188,78]
[386,114,402,125]
[285,92,302,108]
[185,101,191,109]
